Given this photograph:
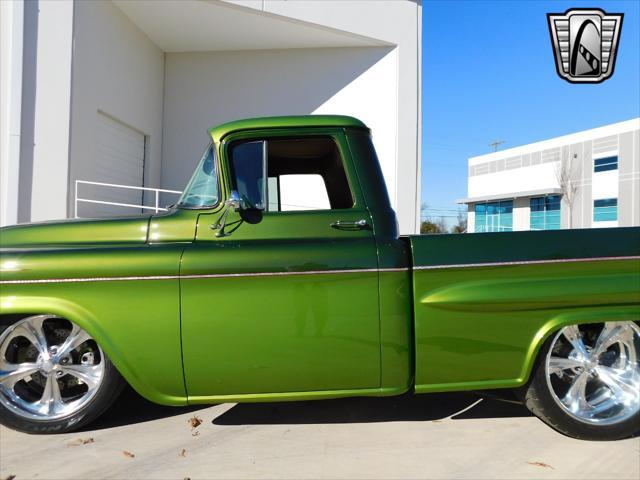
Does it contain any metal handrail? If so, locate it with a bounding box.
[75,180,182,218]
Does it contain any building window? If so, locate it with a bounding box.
[593,198,618,222]
[594,156,618,172]
[475,200,513,232]
[530,195,561,230]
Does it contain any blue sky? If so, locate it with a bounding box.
[421,0,640,221]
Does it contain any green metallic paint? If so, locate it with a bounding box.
[378,270,414,391]
[346,129,414,391]
[180,126,382,400]
[409,250,640,392]
[209,115,367,144]
[1,115,639,409]
[148,209,199,244]
[0,216,151,248]
[0,244,188,405]
[188,386,407,405]
[419,268,639,312]
[409,227,640,267]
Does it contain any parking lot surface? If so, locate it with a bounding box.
[1,387,638,480]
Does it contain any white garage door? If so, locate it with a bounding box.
[78,112,146,217]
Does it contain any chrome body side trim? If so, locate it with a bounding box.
[0,256,636,285]
[0,267,409,285]
[413,255,640,271]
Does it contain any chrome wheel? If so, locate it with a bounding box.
[0,315,104,421]
[545,322,640,426]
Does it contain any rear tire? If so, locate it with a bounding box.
[0,314,125,434]
[522,321,640,441]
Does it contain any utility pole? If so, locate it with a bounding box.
[489,140,505,152]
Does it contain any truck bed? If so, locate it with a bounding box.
[406,227,640,392]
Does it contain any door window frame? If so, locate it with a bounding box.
[219,128,366,215]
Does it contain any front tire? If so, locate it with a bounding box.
[0,314,125,434]
[523,321,640,440]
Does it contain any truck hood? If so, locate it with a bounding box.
[0,216,151,249]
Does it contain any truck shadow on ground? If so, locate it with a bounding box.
[83,386,210,431]
[211,390,532,425]
[87,387,531,431]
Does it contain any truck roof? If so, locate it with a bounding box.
[208,115,368,143]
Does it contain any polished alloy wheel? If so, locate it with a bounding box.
[545,322,640,426]
[0,315,105,420]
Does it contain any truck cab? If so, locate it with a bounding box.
[173,116,411,400]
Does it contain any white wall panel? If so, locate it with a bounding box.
[0,0,23,226]
[69,0,164,214]
[468,162,560,198]
[513,197,530,231]
[76,113,146,218]
[313,49,398,208]
[592,170,619,200]
[162,46,404,224]
[30,0,73,222]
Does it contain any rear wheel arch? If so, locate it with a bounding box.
[518,316,640,440]
[519,307,640,385]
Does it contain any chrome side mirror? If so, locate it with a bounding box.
[225,190,243,211]
[212,190,244,237]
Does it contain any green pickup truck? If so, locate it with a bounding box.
[1,116,639,439]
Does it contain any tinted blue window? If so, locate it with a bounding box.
[474,203,486,232]
[475,200,513,232]
[594,156,618,172]
[530,195,561,230]
[593,198,618,222]
[530,197,545,212]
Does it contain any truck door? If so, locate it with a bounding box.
[180,129,381,399]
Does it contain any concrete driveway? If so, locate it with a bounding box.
[1,387,638,480]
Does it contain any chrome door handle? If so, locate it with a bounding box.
[330,219,369,230]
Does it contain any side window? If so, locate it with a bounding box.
[178,144,220,208]
[229,140,266,210]
[229,137,353,212]
[272,174,330,211]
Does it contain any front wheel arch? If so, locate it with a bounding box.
[0,296,186,406]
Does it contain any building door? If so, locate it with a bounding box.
[77,112,145,217]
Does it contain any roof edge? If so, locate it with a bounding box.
[457,188,563,204]
[208,115,368,143]
[469,118,640,165]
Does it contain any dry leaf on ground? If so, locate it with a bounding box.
[188,416,202,429]
[527,461,554,469]
[66,437,95,447]
[123,450,135,458]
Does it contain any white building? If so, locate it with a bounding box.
[458,119,640,233]
[0,0,422,233]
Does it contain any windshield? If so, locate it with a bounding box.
[177,144,219,208]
